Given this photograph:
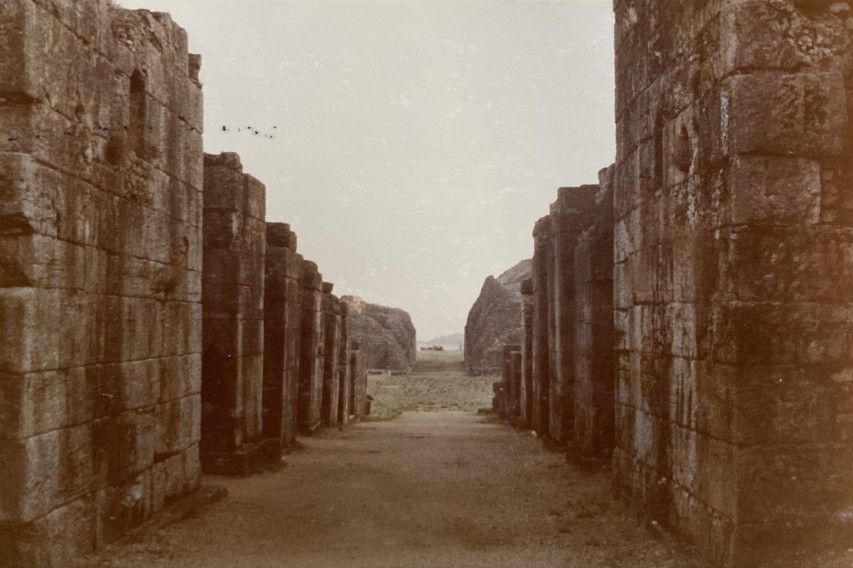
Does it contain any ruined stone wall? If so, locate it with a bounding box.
[613,1,853,564]
[263,223,302,450]
[337,304,352,426]
[321,283,341,428]
[496,344,521,422]
[350,341,369,418]
[201,153,277,475]
[530,218,552,437]
[0,2,203,564]
[550,186,598,444]
[572,168,615,463]
[298,260,324,433]
[519,279,534,429]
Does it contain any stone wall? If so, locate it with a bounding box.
[612,1,853,564]
[572,169,615,463]
[298,260,324,434]
[0,2,376,564]
[550,186,597,444]
[0,2,203,564]
[529,187,599,445]
[494,344,521,422]
[337,304,353,426]
[263,223,302,450]
[484,2,853,563]
[530,218,552,437]
[350,341,369,418]
[519,279,534,429]
[201,152,276,475]
[321,283,341,428]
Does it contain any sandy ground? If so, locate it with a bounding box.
[78,351,848,568]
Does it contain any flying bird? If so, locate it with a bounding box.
[218,124,279,139]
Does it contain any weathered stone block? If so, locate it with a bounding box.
[159,353,201,402]
[95,471,151,545]
[728,155,821,225]
[736,443,853,525]
[202,153,243,210]
[155,394,200,457]
[715,302,851,366]
[0,431,61,522]
[0,371,66,441]
[0,288,61,374]
[722,225,853,304]
[725,72,846,157]
[719,0,848,77]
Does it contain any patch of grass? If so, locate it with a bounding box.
[411,349,466,373]
[367,349,500,419]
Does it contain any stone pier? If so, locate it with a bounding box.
[263,223,303,450]
[321,283,341,428]
[572,168,615,464]
[298,260,324,434]
[549,185,597,444]
[200,153,277,475]
[519,279,535,429]
[497,344,521,422]
[350,341,370,418]
[337,303,353,426]
[531,218,552,438]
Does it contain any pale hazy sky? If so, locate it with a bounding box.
[121,0,615,340]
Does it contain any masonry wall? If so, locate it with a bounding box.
[337,304,352,426]
[519,279,534,429]
[550,185,598,445]
[201,152,278,475]
[0,2,203,564]
[321,283,341,428]
[350,341,369,418]
[612,1,853,564]
[572,168,615,463]
[263,223,302,450]
[497,344,521,422]
[298,260,324,434]
[530,218,552,437]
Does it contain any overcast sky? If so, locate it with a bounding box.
[121,0,615,341]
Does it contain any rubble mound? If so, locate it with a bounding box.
[464,259,532,374]
[342,296,417,372]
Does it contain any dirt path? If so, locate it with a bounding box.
[78,352,716,567]
[82,408,711,568]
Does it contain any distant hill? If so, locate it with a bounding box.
[419,333,464,349]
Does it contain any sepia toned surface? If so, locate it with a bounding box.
[572,168,615,463]
[200,152,272,474]
[262,222,302,450]
[612,1,853,564]
[2,0,853,567]
[0,1,203,564]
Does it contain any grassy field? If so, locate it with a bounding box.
[366,350,500,419]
